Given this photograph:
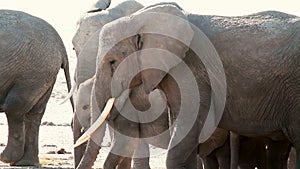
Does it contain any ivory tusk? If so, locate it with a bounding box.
[60,76,96,105]
[59,84,76,105]
[74,98,115,147]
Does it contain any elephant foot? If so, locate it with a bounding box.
[12,156,40,166]
[0,147,24,164]
[132,158,151,169]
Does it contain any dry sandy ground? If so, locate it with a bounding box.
[0,55,167,169]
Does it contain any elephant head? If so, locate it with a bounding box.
[93,3,193,108]
[72,0,143,57]
[88,0,111,13]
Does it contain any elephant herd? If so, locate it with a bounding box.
[0,0,299,169]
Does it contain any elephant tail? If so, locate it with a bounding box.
[61,52,75,112]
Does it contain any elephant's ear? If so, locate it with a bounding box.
[134,4,194,93]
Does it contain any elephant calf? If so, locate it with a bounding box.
[0,10,72,166]
[201,131,292,169]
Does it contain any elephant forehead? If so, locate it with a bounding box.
[99,12,193,51]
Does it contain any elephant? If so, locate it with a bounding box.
[88,0,111,13]
[290,148,297,169]
[230,132,293,169]
[72,1,189,168]
[72,0,143,57]
[70,0,144,167]
[199,130,292,169]
[78,3,300,169]
[199,128,230,169]
[237,137,292,169]
[0,10,72,166]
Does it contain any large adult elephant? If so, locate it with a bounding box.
[79,3,300,169]
[0,10,72,166]
[70,0,143,167]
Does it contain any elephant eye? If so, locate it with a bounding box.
[109,59,116,65]
[135,34,143,50]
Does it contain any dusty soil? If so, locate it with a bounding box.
[0,55,167,169]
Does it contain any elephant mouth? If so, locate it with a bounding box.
[74,98,115,147]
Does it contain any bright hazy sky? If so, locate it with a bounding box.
[1,0,299,56]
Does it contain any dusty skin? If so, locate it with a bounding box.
[0,54,166,169]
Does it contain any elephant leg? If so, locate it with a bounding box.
[104,116,139,169]
[73,113,86,167]
[104,136,138,169]
[13,111,44,166]
[107,123,134,169]
[296,149,300,169]
[118,157,132,169]
[289,148,297,169]
[133,140,150,169]
[104,153,124,169]
[164,103,200,168]
[166,134,199,169]
[216,138,230,169]
[14,86,53,166]
[197,156,203,169]
[0,111,25,163]
[201,153,219,169]
[283,120,300,169]
[186,149,198,169]
[0,86,34,163]
[266,139,291,169]
[230,132,240,169]
[160,74,205,169]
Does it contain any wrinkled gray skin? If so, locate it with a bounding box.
[71,0,144,167]
[0,10,72,166]
[86,3,300,169]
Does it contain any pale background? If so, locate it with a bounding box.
[0,0,299,168]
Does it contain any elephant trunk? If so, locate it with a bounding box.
[73,114,86,167]
[74,141,86,167]
[76,122,106,169]
[76,139,102,169]
[104,153,124,169]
